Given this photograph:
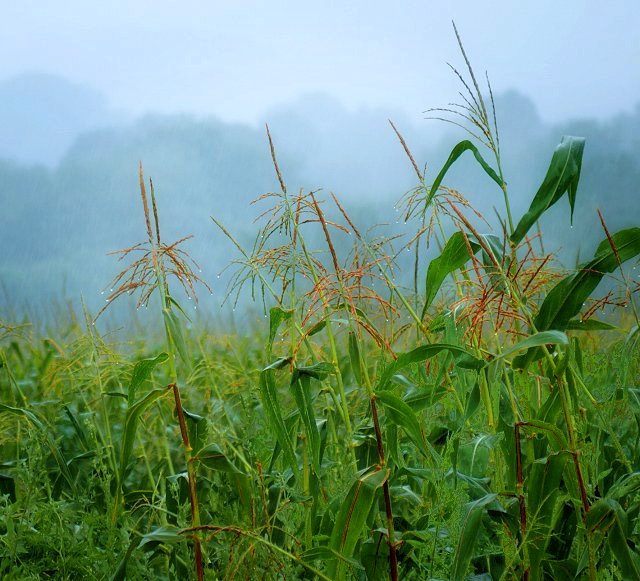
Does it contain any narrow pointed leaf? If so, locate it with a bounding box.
[196,443,244,474]
[328,467,389,580]
[0,404,77,495]
[515,227,640,367]
[379,343,484,390]
[119,386,171,486]
[425,140,503,210]
[348,332,363,385]
[565,318,617,331]
[268,306,292,354]
[423,231,481,317]
[511,136,585,245]
[451,493,498,581]
[259,365,299,480]
[290,372,320,474]
[587,498,640,580]
[376,391,435,461]
[527,452,571,578]
[492,331,568,362]
[129,352,169,402]
[163,308,189,365]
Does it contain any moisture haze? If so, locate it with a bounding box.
[1,1,639,315]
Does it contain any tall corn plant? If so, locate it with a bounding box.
[98,164,211,580]
[393,25,640,580]
[211,26,640,580]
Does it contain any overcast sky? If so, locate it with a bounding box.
[1,1,639,125]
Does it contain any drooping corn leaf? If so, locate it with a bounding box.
[290,365,328,476]
[451,493,499,581]
[379,343,484,390]
[119,386,171,488]
[260,359,299,480]
[565,318,617,331]
[423,231,481,318]
[197,443,244,474]
[376,391,437,462]
[515,227,640,368]
[328,467,389,580]
[511,136,585,245]
[0,404,77,496]
[348,332,364,385]
[163,308,189,365]
[128,352,169,403]
[268,306,293,355]
[424,140,504,210]
[527,452,571,579]
[492,331,568,363]
[586,498,640,581]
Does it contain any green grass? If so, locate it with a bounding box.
[2,35,640,580]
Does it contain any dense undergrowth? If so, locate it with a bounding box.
[2,34,640,580]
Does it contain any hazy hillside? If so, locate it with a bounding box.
[1,75,639,315]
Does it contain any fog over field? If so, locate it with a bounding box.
[1,2,639,318]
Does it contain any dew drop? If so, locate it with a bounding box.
[100,291,105,295]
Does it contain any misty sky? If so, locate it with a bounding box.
[2,1,639,126]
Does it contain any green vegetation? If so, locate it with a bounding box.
[2,41,640,580]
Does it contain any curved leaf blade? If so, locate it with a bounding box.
[426,140,504,210]
[423,231,481,317]
[511,136,585,245]
[328,467,389,580]
[451,493,498,581]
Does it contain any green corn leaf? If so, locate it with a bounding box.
[348,332,363,385]
[260,363,299,480]
[196,443,244,474]
[119,386,171,487]
[129,352,169,403]
[376,391,436,462]
[515,227,640,367]
[587,498,640,580]
[492,331,568,363]
[527,452,571,579]
[425,140,504,210]
[519,419,568,451]
[328,467,389,580]
[306,319,327,337]
[379,343,484,390]
[607,472,640,502]
[0,404,77,496]
[565,318,617,331]
[511,136,585,245]
[423,231,481,318]
[301,546,363,571]
[451,493,499,581]
[138,525,184,550]
[268,306,293,355]
[163,308,189,365]
[293,361,334,381]
[183,408,208,454]
[290,371,321,475]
